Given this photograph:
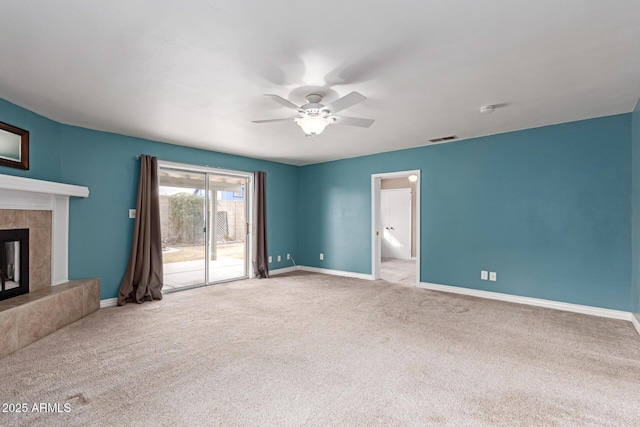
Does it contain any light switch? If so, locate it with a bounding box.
[489,272,497,281]
[129,209,136,219]
[268,256,272,263]
[481,271,488,280]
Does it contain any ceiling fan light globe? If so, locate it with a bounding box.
[297,117,330,136]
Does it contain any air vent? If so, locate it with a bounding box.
[429,135,458,143]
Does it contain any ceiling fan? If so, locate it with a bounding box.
[252,91,375,136]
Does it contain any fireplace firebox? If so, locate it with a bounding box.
[0,228,29,301]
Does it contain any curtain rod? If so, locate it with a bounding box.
[135,154,215,168]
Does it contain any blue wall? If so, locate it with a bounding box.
[0,99,298,300]
[299,115,632,311]
[59,126,299,299]
[1,97,635,310]
[0,99,62,181]
[632,99,640,319]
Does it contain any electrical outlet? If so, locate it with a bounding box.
[489,272,497,281]
[481,270,488,280]
[287,254,291,260]
[277,255,281,262]
[268,256,272,263]
[320,253,324,260]
[129,209,136,219]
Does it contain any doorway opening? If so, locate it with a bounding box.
[371,170,420,285]
[158,161,253,293]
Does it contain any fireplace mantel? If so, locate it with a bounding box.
[0,173,89,285]
[0,174,89,198]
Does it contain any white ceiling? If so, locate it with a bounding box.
[1,1,639,166]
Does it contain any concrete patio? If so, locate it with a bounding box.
[163,258,246,290]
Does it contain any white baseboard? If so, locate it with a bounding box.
[418,282,632,321]
[100,298,118,308]
[269,266,301,275]
[632,313,640,337]
[99,275,639,336]
[300,266,374,281]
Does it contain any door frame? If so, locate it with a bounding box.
[157,160,254,285]
[371,170,421,284]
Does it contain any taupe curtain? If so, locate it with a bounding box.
[252,171,269,278]
[117,155,164,305]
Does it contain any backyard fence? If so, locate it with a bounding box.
[160,194,246,245]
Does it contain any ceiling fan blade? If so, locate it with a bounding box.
[333,116,375,128]
[252,118,296,124]
[324,91,367,114]
[264,94,301,110]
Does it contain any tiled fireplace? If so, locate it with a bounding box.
[0,210,51,293]
[0,174,96,358]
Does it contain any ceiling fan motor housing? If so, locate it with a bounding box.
[302,94,331,117]
[305,94,323,104]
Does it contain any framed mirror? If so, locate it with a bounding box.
[0,121,29,170]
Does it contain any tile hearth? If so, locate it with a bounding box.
[0,278,100,359]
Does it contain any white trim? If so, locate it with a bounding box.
[300,266,373,281]
[371,175,381,279]
[246,176,254,279]
[51,195,69,284]
[371,170,420,284]
[269,266,301,275]
[418,281,632,321]
[100,298,118,308]
[632,313,640,337]
[0,192,55,211]
[0,173,89,197]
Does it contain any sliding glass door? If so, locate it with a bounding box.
[159,169,206,291]
[207,173,248,283]
[159,165,250,292]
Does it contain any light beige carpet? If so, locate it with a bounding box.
[1,271,639,426]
